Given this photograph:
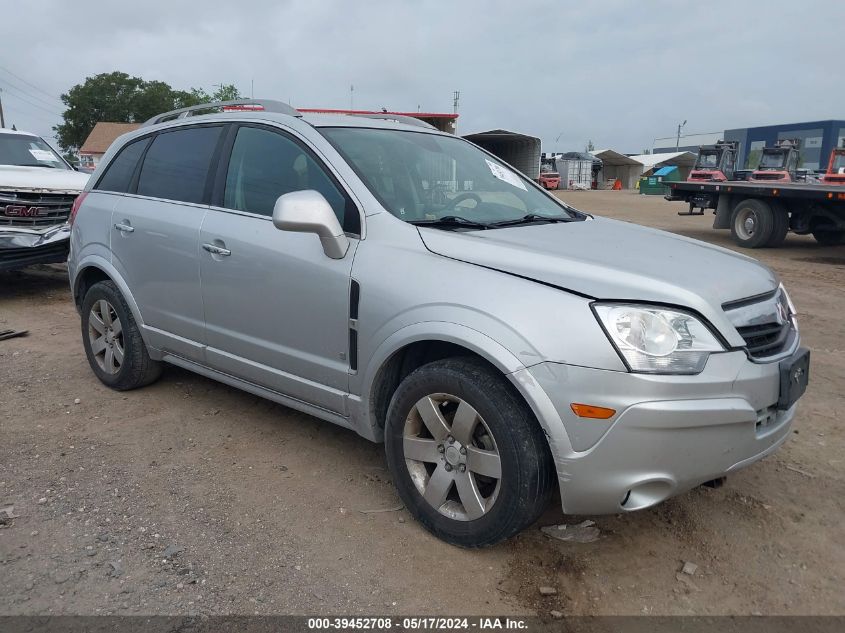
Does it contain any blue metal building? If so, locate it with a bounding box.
[724,120,845,171]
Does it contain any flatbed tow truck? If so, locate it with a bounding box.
[665,179,845,248]
[666,141,845,248]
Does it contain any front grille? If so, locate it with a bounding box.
[0,190,77,229]
[751,172,786,181]
[736,322,790,358]
[723,288,796,360]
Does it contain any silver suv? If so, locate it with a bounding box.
[68,100,809,547]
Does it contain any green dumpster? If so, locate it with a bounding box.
[639,165,681,195]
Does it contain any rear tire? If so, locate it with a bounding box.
[765,201,790,247]
[81,280,162,390]
[730,199,775,248]
[384,357,554,547]
[812,229,845,246]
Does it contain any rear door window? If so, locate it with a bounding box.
[95,137,150,193]
[137,126,222,204]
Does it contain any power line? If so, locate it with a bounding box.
[0,82,64,117]
[0,73,65,111]
[0,64,61,102]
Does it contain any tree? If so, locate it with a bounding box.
[54,72,198,153]
[188,84,241,103]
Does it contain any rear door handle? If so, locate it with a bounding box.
[114,222,134,233]
[202,243,231,256]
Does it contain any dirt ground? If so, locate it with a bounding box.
[1,190,843,617]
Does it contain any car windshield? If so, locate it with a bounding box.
[0,133,69,169]
[832,153,845,173]
[320,127,577,226]
[696,152,719,168]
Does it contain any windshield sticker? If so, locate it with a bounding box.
[485,159,527,191]
[29,149,59,162]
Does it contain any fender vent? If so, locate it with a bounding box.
[349,280,360,371]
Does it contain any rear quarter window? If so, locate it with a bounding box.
[137,126,222,204]
[94,137,150,193]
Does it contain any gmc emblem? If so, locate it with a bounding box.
[4,205,50,217]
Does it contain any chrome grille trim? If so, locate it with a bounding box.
[723,287,798,362]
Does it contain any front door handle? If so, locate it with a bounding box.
[202,243,231,256]
[114,222,134,233]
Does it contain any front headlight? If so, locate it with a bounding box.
[593,304,725,374]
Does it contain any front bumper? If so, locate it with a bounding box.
[0,225,70,272]
[524,350,802,515]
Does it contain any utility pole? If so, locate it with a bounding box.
[350,84,354,110]
[676,119,687,151]
[452,90,460,114]
[0,88,5,128]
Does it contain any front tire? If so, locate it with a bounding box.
[384,357,554,547]
[730,199,777,248]
[80,280,162,390]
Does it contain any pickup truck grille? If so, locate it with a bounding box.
[0,191,77,229]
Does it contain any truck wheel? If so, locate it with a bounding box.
[81,280,162,391]
[384,357,554,547]
[730,199,775,248]
[812,229,845,246]
[766,201,790,247]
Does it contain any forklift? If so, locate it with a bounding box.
[749,139,801,183]
[821,144,845,185]
[688,140,738,182]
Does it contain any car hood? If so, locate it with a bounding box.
[418,217,778,341]
[0,165,90,192]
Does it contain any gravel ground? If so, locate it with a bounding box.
[1,190,843,616]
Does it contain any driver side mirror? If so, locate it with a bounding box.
[272,190,350,259]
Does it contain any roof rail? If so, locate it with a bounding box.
[142,99,301,127]
[348,112,437,130]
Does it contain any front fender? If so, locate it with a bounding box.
[354,321,568,449]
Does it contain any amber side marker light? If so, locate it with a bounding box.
[570,403,616,419]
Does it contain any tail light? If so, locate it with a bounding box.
[69,191,88,226]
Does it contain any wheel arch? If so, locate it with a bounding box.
[359,322,564,449]
[72,257,147,341]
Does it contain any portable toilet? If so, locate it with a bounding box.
[639,165,680,195]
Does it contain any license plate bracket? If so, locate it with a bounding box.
[777,347,810,410]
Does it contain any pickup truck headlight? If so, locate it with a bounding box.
[593,304,725,374]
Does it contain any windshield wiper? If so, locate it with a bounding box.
[408,215,490,230]
[13,163,56,168]
[489,213,576,228]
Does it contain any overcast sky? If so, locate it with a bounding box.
[4,0,842,154]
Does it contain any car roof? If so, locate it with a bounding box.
[0,128,39,138]
[133,110,444,136]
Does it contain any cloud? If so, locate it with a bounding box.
[4,0,842,153]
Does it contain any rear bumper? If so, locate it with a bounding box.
[0,226,70,272]
[525,350,801,515]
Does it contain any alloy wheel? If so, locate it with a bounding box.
[88,299,124,375]
[403,393,502,521]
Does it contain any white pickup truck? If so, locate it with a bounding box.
[0,128,89,271]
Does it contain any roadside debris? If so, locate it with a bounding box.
[107,561,123,578]
[539,586,557,596]
[786,464,815,478]
[358,503,404,514]
[0,329,29,341]
[163,544,185,558]
[681,561,698,576]
[541,520,600,543]
[0,503,21,526]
